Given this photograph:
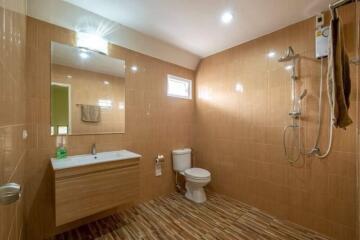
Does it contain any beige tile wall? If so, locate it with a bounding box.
[194,4,358,240]
[52,64,125,134]
[23,3,359,240]
[0,0,27,240]
[356,3,360,240]
[26,17,194,239]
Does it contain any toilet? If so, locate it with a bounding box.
[172,148,211,203]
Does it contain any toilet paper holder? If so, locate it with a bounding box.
[155,154,165,164]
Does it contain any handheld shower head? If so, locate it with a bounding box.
[299,89,308,100]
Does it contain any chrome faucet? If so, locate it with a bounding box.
[91,143,96,155]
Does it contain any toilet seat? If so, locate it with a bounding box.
[185,168,211,180]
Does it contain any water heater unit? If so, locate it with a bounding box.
[315,26,329,59]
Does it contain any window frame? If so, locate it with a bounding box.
[166,74,192,100]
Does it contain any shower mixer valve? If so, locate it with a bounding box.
[288,89,307,119]
[289,111,301,119]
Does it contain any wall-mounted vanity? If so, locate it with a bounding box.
[51,150,141,226]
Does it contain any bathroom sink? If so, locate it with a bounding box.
[51,150,142,170]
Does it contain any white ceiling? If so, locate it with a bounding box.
[51,42,126,77]
[27,0,200,70]
[64,0,330,57]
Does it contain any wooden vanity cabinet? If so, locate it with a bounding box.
[53,159,140,226]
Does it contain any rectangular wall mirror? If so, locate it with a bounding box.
[50,42,126,135]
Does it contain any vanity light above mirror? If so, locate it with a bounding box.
[76,32,109,55]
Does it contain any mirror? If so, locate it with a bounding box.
[50,42,125,135]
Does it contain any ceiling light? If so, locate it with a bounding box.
[221,12,233,24]
[235,83,244,93]
[79,52,89,59]
[76,32,108,55]
[131,65,138,72]
[104,81,110,85]
[267,51,276,58]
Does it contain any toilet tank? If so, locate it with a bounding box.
[172,148,191,172]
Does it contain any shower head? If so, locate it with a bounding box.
[278,46,299,62]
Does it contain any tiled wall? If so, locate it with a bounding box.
[0,0,27,239]
[356,2,360,239]
[52,64,125,134]
[194,4,357,240]
[26,17,194,239]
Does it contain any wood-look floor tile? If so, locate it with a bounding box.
[55,192,331,240]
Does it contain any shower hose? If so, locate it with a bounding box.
[309,57,334,159]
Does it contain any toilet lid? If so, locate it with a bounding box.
[185,168,210,179]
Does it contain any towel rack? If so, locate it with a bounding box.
[76,103,100,106]
[329,0,353,17]
[329,0,358,66]
[330,0,353,9]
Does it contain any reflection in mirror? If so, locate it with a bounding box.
[51,42,125,135]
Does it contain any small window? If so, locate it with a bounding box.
[167,75,192,99]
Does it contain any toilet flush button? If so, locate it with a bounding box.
[22,130,28,140]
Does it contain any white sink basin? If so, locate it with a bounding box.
[51,150,142,170]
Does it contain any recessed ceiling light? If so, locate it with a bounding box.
[267,51,276,58]
[221,11,233,24]
[104,81,110,85]
[79,52,89,59]
[131,65,138,72]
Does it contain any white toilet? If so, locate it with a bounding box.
[172,148,211,203]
